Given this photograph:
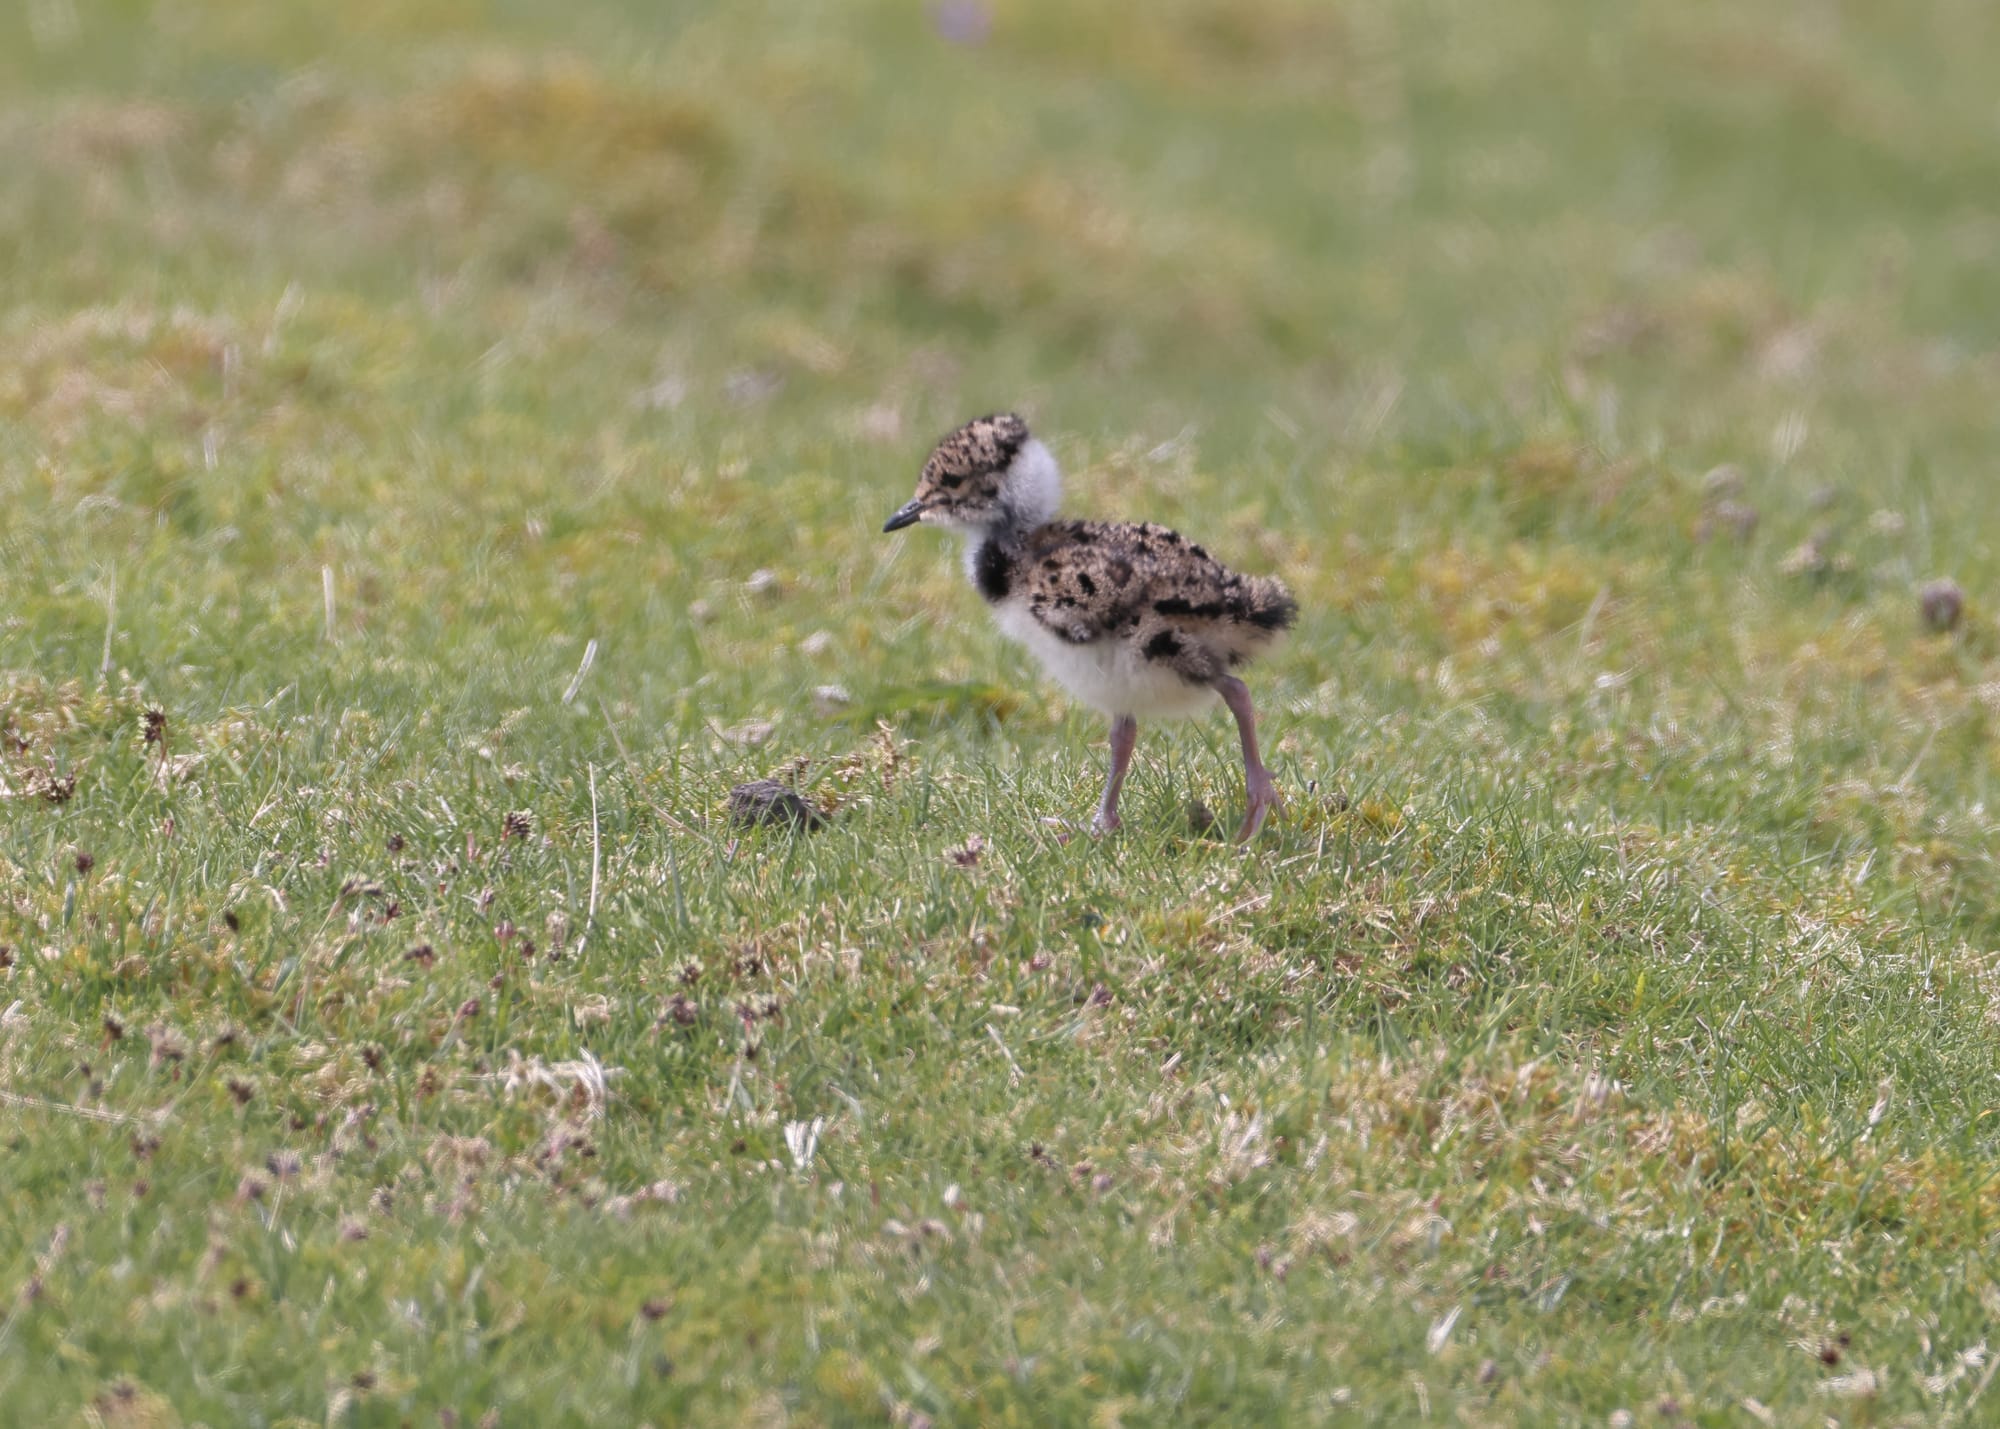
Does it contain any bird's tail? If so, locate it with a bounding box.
[1244,576,1298,633]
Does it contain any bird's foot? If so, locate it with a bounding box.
[1234,768,1282,843]
[1090,809,1122,837]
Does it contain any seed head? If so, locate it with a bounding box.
[947,833,985,867]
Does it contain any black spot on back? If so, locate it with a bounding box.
[1154,596,1228,619]
[1142,630,1181,661]
[1078,573,1096,595]
[974,540,1013,603]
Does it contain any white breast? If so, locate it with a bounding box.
[993,600,1219,720]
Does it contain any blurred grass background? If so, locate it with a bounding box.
[4,0,2000,1423]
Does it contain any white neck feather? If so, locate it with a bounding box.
[959,524,991,585]
[999,439,1062,530]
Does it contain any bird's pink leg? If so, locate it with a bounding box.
[1093,715,1139,834]
[1214,677,1279,842]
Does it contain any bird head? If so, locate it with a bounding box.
[884,412,1062,536]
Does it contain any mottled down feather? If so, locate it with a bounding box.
[985,518,1296,685]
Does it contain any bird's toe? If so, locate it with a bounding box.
[1234,769,1281,843]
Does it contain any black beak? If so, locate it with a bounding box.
[882,500,924,533]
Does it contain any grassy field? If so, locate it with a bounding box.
[4,0,2000,1422]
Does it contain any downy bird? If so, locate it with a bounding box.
[884,413,1296,840]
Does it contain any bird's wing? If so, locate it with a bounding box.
[1022,520,1294,680]
[1018,521,1152,645]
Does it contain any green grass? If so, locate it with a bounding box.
[4,0,2000,1423]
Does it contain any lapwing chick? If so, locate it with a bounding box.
[884,413,1297,841]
